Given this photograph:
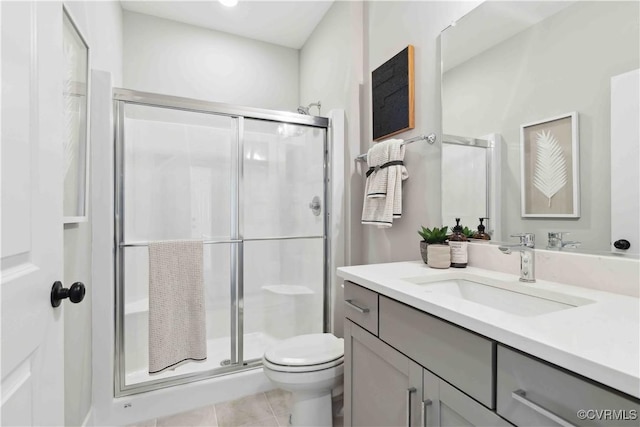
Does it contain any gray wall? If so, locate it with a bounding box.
[361,1,480,263]
[299,0,364,336]
[123,11,300,111]
[443,1,640,251]
[62,1,123,426]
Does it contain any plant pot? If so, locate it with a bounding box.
[419,241,428,264]
[427,244,451,269]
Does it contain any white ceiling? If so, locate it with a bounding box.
[120,0,334,49]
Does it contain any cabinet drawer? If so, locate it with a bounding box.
[379,296,495,408]
[497,345,640,426]
[344,281,378,335]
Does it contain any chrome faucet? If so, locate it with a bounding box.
[547,232,581,250]
[499,233,535,283]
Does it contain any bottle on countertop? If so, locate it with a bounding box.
[473,217,491,240]
[449,218,468,268]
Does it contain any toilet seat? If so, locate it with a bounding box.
[263,333,344,373]
[263,355,344,373]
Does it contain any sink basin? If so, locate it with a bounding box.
[405,278,594,317]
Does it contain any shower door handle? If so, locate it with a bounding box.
[309,196,321,216]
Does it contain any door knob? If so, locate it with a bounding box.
[614,239,631,250]
[51,281,86,307]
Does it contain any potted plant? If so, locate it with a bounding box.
[418,226,450,268]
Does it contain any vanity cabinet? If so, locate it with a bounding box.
[379,296,495,408]
[344,319,423,427]
[344,281,508,427]
[344,318,511,427]
[343,280,640,427]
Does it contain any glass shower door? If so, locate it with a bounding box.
[114,91,330,396]
[118,103,238,390]
[242,119,326,362]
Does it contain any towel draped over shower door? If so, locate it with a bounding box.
[148,240,207,374]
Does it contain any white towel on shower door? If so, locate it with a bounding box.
[148,240,207,374]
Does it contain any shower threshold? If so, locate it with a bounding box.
[125,332,279,386]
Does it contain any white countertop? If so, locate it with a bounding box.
[337,261,640,399]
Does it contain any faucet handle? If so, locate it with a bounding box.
[511,233,535,247]
[548,231,569,239]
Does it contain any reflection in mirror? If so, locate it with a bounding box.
[63,7,90,223]
[441,0,639,256]
[441,134,501,241]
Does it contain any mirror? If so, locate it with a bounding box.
[441,0,639,255]
[63,6,90,223]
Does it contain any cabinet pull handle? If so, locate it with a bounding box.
[421,399,432,427]
[512,390,577,427]
[345,299,370,314]
[406,387,416,427]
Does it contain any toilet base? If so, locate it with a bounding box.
[291,390,333,427]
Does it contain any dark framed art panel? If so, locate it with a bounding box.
[372,45,414,141]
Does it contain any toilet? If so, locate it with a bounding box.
[262,333,344,427]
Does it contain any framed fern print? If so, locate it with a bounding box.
[520,112,580,218]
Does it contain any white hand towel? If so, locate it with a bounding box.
[148,240,207,374]
[361,139,408,226]
[365,140,391,198]
[389,140,409,218]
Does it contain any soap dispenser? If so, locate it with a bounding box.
[473,218,491,240]
[449,218,468,268]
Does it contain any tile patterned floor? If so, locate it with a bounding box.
[127,389,344,427]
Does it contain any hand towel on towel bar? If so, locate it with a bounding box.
[148,240,207,374]
[361,139,408,227]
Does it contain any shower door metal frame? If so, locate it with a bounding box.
[113,89,330,397]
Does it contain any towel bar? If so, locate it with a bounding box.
[356,133,436,162]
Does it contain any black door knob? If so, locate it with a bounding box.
[614,239,631,250]
[51,281,86,307]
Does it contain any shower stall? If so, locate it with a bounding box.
[112,89,331,397]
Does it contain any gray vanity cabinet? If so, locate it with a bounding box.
[422,369,513,427]
[344,319,423,427]
[343,280,639,427]
[344,280,504,427]
[379,296,495,408]
[343,317,512,427]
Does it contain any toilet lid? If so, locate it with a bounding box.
[264,333,344,367]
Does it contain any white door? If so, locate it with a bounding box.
[1,2,65,425]
[611,69,640,255]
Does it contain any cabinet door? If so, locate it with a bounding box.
[423,369,512,427]
[345,319,422,427]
